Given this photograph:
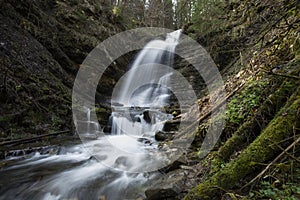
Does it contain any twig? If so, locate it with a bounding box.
[272,140,300,164]
[242,135,300,189]
[262,69,300,80]
[177,81,246,138]
[291,125,297,182]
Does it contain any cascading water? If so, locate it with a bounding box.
[0,30,181,200]
[89,29,181,172]
[116,29,181,107]
[110,29,181,137]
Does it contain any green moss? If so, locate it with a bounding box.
[249,181,300,199]
[214,79,299,167]
[226,78,269,126]
[185,87,300,200]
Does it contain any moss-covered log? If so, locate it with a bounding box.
[214,79,299,166]
[184,87,300,200]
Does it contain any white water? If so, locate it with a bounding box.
[105,29,181,172]
[0,143,157,200]
[0,30,181,200]
[116,29,181,106]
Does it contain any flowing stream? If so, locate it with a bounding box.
[0,30,181,200]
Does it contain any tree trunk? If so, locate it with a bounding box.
[184,87,300,200]
[214,79,299,167]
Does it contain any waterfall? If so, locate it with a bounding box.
[0,30,182,200]
[110,30,181,139]
[87,107,91,133]
[116,29,181,107]
[83,107,99,135]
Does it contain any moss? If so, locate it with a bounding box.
[214,79,299,168]
[184,87,300,200]
[226,78,270,126]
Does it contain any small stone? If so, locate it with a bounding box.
[137,137,152,145]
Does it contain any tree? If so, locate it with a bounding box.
[174,0,193,28]
[144,0,174,28]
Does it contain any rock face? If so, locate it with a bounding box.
[0,0,127,138]
[145,188,179,200]
[144,166,192,200]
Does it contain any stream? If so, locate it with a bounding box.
[0,30,182,200]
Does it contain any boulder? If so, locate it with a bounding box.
[145,188,179,200]
[163,120,180,132]
[143,110,152,123]
[155,131,174,141]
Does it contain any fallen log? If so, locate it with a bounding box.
[184,87,300,200]
[0,130,71,146]
[214,79,299,165]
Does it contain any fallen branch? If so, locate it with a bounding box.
[242,135,300,189]
[186,81,246,132]
[184,89,300,200]
[271,138,300,164]
[0,130,71,146]
[176,81,246,140]
[263,68,300,80]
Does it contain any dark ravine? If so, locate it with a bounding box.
[0,27,186,200]
[0,0,300,200]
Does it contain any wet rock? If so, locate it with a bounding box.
[143,110,152,123]
[145,188,179,200]
[0,151,4,160]
[163,120,180,131]
[160,159,186,173]
[114,156,132,168]
[103,125,111,133]
[145,168,188,200]
[130,106,142,111]
[137,137,153,145]
[3,145,61,159]
[88,155,97,161]
[95,106,111,126]
[111,102,123,107]
[135,117,141,123]
[154,131,174,141]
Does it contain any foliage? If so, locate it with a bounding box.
[112,6,120,16]
[185,90,300,199]
[249,162,300,199]
[225,79,269,126]
[190,0,227,35]
[249,181,300,200]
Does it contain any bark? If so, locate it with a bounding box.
[184,87,300,200]
[214,79,299,166]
